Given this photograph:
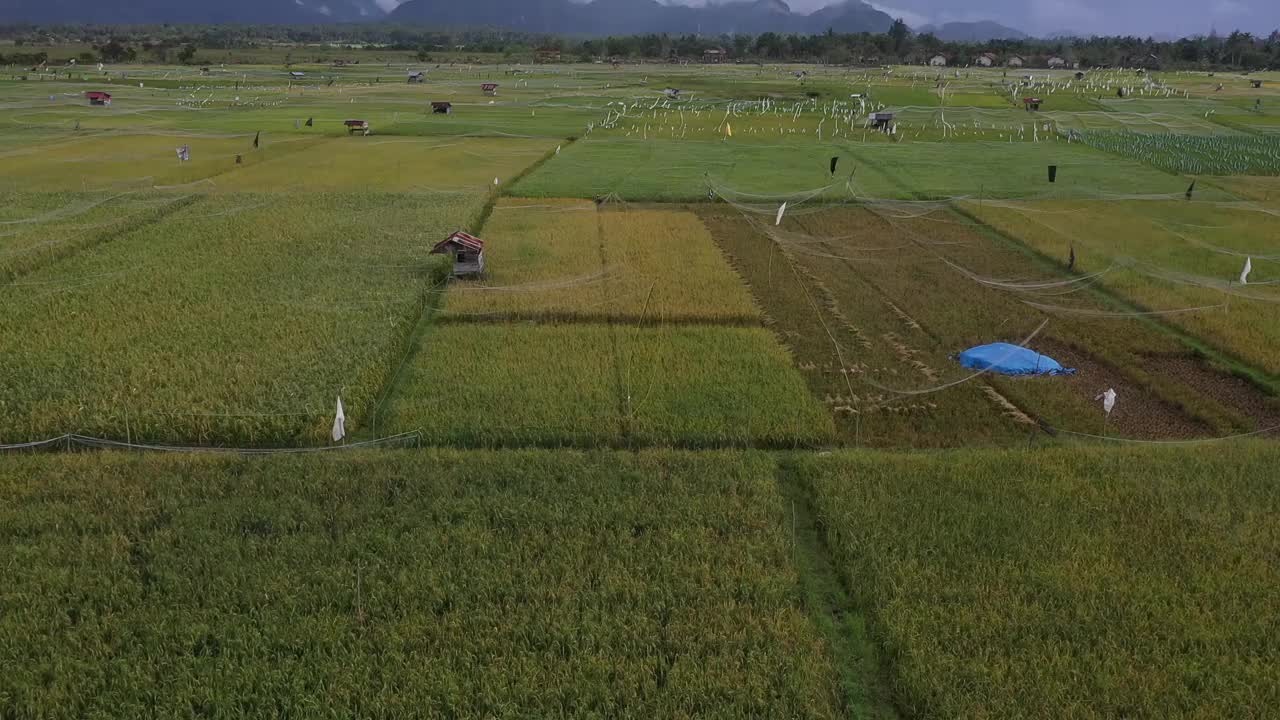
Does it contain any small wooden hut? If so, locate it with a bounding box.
[1023,97,1043,111]
[85,91,112,106]
[431,101,453,114]
[407,71,426,83]
[344,119,370,135]
[481,82,499,96]
[869,111,895,132]
[1251,79,1263,89]
[432,231,485,277]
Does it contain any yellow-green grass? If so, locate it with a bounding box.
[848,141,1209,199]
[384,323,621,447]
[965,199,1280,375]
[0,449,842,719]
[619,326,834,447]
[798,443,1280,719]
[0,191,192,281]
[599,207,760,322]
[442,201,760,323]
[384,323,832,448]
[216,136,555,193]
[0,192,479,445]
[1208,175,1280,202]
[439,198,610,320]
[511,137,867,202]
[0,132,316,192]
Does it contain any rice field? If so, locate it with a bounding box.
[964,198,1280,376]
[0,192,478,445]
[0,450,842,719]
[441,200,759,322]
[383,323,833,448]
[799,443,1280,719]
[1073,130,1280,176]
[3,56,1279,719]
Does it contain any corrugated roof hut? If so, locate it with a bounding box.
[431,101,452,114]
[432,231,485,277]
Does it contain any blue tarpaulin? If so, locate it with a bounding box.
[958,343,1076,376]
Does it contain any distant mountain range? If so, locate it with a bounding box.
[919,21,1028,42]
[385,0,900,35]
[1,0,385,24]
[0,0,1036,42]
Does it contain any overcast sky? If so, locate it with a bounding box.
[380,0,1279,37]
[681,0,1278,37]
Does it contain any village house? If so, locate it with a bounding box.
[431,101,452,114]
[703,48,726,64]
[1047,56,1067,69]
[344,119,370,135]
[929,55,947,67]
[975,53,996,67]
[432,231,485,277]
[85,91,112,106]
[1006,55,1025,68]
[407,71,425,83]
[1023,97,1043,111]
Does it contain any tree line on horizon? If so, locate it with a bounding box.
[2,23,1278,70]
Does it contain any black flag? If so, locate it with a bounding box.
[830,156,839,175]
[1068,246,1076,271]
[305,117,313,127]
[253,131,260,149]
[1185,179,1196,200]
[1048,165,1058,183]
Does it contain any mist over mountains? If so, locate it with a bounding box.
[2,0,907,35]
[0,0,1044,40]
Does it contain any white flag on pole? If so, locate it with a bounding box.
[555,145,561,155]
[493,176,500,186]
[1095,388,1117,415]
[775,202,788,226]
[1240,257,1252,285]
[332,395,346,442]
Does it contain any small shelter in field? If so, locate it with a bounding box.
[85,91,112,106]
[289,71,306,79]
[1006,55,1025,68]
[344,119,370,135]
[407,71,425,83]
[869,111,895,132]
[1023,97,1042,111]
[664,87,680,98]
[481,82,498,96]
[975,53,996,67]
[432,231,485,277]
[431,101,453,114]
[703,48,726,64]
[929,54,947,67]
[1251,79,1263,89]
[1047,56,1067,69]
[1075,70,1086,80]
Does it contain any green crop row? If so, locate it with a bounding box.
[797,443,1280,719]
[0,192,475,446]
[1074,130,1280,176]
[0,449,842,719]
